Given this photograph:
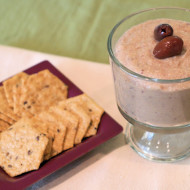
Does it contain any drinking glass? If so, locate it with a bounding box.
[107,7,190,162]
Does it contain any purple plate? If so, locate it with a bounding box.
[0,61,123,189]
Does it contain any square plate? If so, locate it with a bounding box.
[0,61,123,189]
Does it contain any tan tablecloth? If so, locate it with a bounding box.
[0,46,190,190]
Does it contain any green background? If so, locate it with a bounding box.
[0,0,189,63]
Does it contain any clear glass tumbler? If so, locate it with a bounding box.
[107,7,190,162]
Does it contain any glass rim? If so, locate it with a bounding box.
[107,7,190,84]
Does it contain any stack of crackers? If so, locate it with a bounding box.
[0,69,104,177]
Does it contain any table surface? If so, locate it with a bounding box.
[1,2,190,189]
[0,45,190,190]
[0,0,190,64]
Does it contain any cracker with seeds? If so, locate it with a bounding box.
[0,113,15,125]
[0,87,20,121]
[37,111,67,157]
[58,101,91,144]
[20,70,68,115]
[81,94,104,137]
[49,107,79,150]
[3,72,28,109]
[13,74,36,118]
[12,73,29,116]
[61,94,104,137]
[0,119,48,177]
[0,119,10,133]
[26,117,53,160]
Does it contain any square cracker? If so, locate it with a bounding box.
[12,73,29,116]
[20,70,68,115]
[37,111,67,157]
[0,112,15,125]
[0,87,20,121]
[26,117,53,160]
[0,118,48,177]
[81,94,104,137]
[0,119,10,133]
[58,101,91,144]
[12,74,34,118]
[48,107,79,150]
[3,72,28,108]
[60,94,104,137]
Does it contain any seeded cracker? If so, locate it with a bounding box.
[82,95,104,137]
[61,94,104,137]
[0,118,48,177]
[12,73,29,116]
[0,119,10,133]
[37,111,67,156]
[3,72,28,108]
[58,101,91,144]
[20,70,68,115]
[24,117,53,160]
[0,87,20,121]
[48,107,79,150]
